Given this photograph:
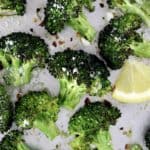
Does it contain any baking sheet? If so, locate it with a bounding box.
[0,0,150,150]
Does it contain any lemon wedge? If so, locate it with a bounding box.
[112,60,150,103]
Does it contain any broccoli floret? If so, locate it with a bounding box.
[0,84,13,133]
[98,13,150,69]
[144,128,150,150]
[0,0,26,16]
[48,49,111,109]
[69,101,121,133]
[0,130,30,150]
[68,101,121,149]
[0,32,49,87]
[15,91,59,140]
[107,0,150,27]
[44,0,96,42]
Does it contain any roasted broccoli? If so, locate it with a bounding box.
[68,101,121,149]
[98,13,150,69]
[44,0,96,42]
[0,130,30,150]
[15,91,59,140]
[0,32,49,87]
[0,0,26,16]
[70,129,113,150]
[144,128,150,150]
[0,84,13,133]
[48,49,111,109]
[82,0,95,12]
[107,0,150,27]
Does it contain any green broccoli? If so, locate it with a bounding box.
[107,0,150,27]
[0,32,49,87]
[144,128,150,150]
[14,91,59,140]
[81,0,95,12]
[48,49,111,109]
[44,0,96,42]
[98,13,150,69]
[68,101,121,149]
[130,40,150,58]
[0,0,26,16]
[92,130,113,150]
[0,84,13,133]
[0,130,30,150]
[70,130,113,150]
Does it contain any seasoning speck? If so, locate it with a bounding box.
[58,40,65,45]
[100,3,104,8]
[85,97,91,105]
[70,37,73,41]
[39,20,44,26]
[30,28,33,32]
[36,8,41,13]
[120,127,124,130]
[52,41,57,47]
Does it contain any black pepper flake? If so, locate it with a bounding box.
[52,41,57,47]
[120,127,124,130]
[36,8,41,13]
[75,134,80,137]
[84,97,91,105]
[70,37,73,41]
[30,28,33,32]
[56,145,59,148]
[100,3,104,8]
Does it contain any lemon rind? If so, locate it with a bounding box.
[112,89,150,103]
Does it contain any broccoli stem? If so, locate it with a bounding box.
[11,56,20,67]
[17,142,30,150]
[69,13,96,42]
[93,130,113,150]
[89,77,111,96]
[120,0,150,27]
[0,54,36,86]
[0,53,9,67]
[58,77,86,109]
[70,133,89,150]
[18,60,36,86]
[33,119,59,140]
[0,2,17,16]
[130,41,150,58]
[5,58,36,86]
[0,8,16,16]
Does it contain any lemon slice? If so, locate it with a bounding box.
[112,60,150,103]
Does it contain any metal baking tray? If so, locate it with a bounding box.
[0,0,150,149]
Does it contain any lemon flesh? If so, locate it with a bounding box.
[112,60,150,103]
